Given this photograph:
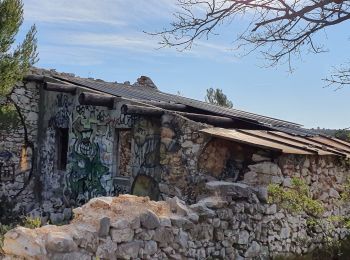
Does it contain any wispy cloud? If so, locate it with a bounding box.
[49,30,235,60]
[22,0,236,66]
[60,32,157,52]
[38,45,105,66]
[24,0,178,26]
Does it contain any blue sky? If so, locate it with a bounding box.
[20,0,350,129]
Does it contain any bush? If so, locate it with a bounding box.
[22,216,41,229]
[268,177,325,217]
[0,104,20,131]
[268,177,350,259]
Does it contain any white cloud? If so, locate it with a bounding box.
[60,32,157,52]
[24,0,178,26]
[38,45,105,66]
[48,30,235,60]
[23,0,236,66]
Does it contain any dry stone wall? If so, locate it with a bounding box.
[159,113,210,202]
[3,176,350,260]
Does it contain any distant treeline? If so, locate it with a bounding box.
[311,128,350,142]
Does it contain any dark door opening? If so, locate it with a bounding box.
[56,128,69,171]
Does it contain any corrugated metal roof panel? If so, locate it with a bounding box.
[239,130,334,156]
[268,132,345,156]
[331,137,350,148]
[200,128,314,155]
[271,126,318,136]
[200,128,350,158]
[308,136,350,155]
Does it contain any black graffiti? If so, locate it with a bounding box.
[0,162,16,182]
[115,184,129,195]
[0,151,13,161]
[49,94,72,128]
[75,129,97,158]
[134,137,160,168]
[97,111,109,123]
[76,105,96,120]
[111,114,140,128]
[0,151,15,182]
[76,105,86,116]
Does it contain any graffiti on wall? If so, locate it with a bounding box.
[76,105,139,129]
[64,106,114,205]
[133,119,160,168]
[41,93,75,200]
[160,114,182,154]
[114,176,130,195]
[49,94,73,128]
[40,127,58,200]
[0,151,15,182]
[42,94,163,205]
[132,117,161,178]
[112,114,140,128]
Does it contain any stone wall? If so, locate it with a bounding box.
[3,178,350,260]
[243,154,349,210]
[0,79,40,221]
[198,138,263,181]
[37,89,76,224]
[118,130,132,177]
[159,113,210,202]
[130,116,161,187]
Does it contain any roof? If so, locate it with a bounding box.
[50,73,306,130]
[200,128,350,158]
[27,68,349,155]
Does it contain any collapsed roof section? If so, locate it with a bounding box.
[201,128,350,158]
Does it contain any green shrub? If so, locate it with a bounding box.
[268,177,350,259]
[341,177,350,202]
[22,216,41,229]
[0,104,20,131]
[268,177,325,217]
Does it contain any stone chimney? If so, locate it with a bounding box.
[133,76,158,90]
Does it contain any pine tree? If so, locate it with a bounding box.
[0,0,38,97]
[205,88,233,109]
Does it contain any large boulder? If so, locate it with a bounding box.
[46,232,77,253]
[243,162,283,186]
[2,227,47,259]
[206,181,259,200]
[140,209,161,229]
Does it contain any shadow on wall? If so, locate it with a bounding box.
[198,138,248,181]
[131,174,159,201]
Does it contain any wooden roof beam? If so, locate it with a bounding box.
[43,82,77,94]
[121,104,235,126]
[79,92,115,109]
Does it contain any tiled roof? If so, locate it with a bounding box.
[52,74,308,131]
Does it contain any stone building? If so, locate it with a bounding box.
[1,68,350,258]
